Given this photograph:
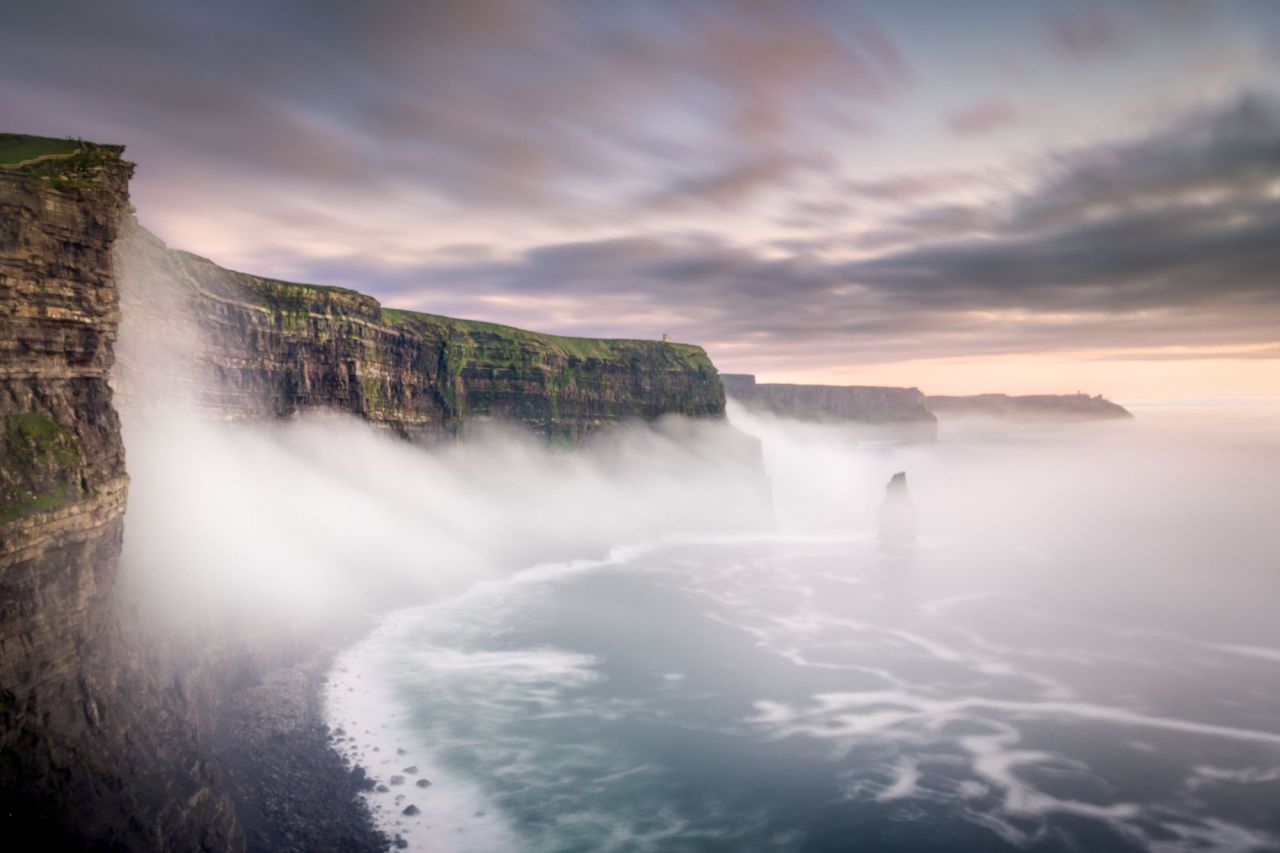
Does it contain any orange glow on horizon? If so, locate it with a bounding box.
[749,351,1280,402]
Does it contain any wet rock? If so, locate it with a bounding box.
[402,805,420,816]
[350,766,375,791]
[389,775,405,786]
[416,779,431,788]
[402,766,418,774]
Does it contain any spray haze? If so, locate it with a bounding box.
[107,214,1280,852]
[111,232,771,635]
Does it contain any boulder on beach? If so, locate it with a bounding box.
[402,804,421,816]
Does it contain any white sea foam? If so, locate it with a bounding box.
[875,758,923,802]
[326,613,523,851]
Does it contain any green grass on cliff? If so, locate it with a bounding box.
[381,307,712,368]
[4,412,81,470]
[0,134,82,166]
[0,133,125,189]
[0,413,83,525]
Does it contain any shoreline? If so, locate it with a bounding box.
[326,609,523,851]
[212,647,390,852]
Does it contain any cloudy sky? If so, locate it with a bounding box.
[5,0,1280,398]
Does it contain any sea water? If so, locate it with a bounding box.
[328,403,1280,851]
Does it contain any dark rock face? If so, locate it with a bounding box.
[1,145,241,849]
[115,224,725,441]
[926,393,1132,421]
[213,658,386,853]
[722,373,937,439]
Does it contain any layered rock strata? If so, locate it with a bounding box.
[115,225,724,441]
[1,132,734,849]
[1,139,241,849]
[722,373,937,439]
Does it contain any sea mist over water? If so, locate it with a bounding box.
[109,233,770,633]
[326,400,1280,851]
[111,237,1280,851]
[114,412,771,627]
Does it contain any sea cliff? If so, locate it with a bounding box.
[1,133,732,849]
[1,136,241,848]
[926,393,1132,421]
[115,226,723,441]
[722,373,937,439]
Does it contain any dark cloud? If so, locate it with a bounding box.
[842,170,983,201]
[1011,94,1280,229]
[644,150,832,210]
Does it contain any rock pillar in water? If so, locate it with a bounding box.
[878,471,917,549]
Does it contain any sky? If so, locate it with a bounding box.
[4,0,1280,399]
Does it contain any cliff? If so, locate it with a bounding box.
[115,226,723,441]
[722,374,937,439]
[926,393,1132,421]
[1,135,240,848]
[1,132,733,850]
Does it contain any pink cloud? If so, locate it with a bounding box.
[945,97,1019,136]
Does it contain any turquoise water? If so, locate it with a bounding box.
[329,408,1280,851]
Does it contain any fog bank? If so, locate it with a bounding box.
[116,412,770,630]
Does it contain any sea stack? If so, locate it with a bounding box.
[878,471,917,549]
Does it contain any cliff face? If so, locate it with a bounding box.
[2,132,734,849]
[116,226,724,441]
[0,138,240,848]
[723,374,937,438]
[926,393,1132,421]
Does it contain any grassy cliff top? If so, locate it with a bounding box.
[0,133,124,167]
[382,306,712,367]
[0,133,83,166]
[0,133,127,189]
[167,240,713,370]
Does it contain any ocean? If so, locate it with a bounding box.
[327,403,1280,851]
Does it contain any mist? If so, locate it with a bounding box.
[727,398,1280,640]
[113,354,1280,655]
[115,411,773,633]
[318,399,1280,850]
[107,235,1280,850]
